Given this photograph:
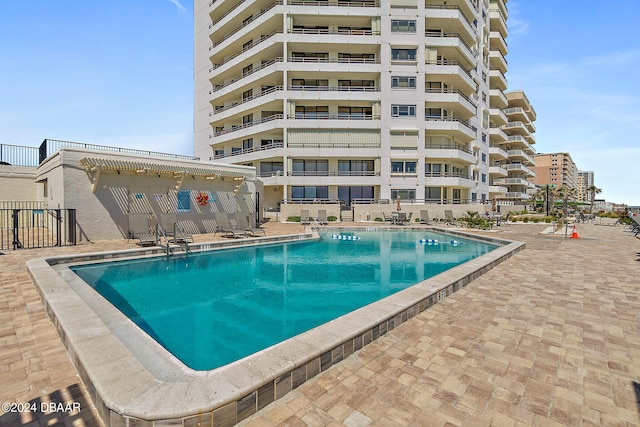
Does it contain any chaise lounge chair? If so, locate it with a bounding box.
[300,209,312,225]
[214,212,243,238]
[444,210,458,226]
[234,214,267,237]
[128,213,157,247]
[317,209,329,225]
[419,210,431,225]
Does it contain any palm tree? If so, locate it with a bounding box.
[587,185,602,214]
[534,184,556,216]
[556,186,577,218]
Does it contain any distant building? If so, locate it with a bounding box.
[531,152,578,189]
[577,170,594,202]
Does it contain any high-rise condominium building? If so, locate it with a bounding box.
[531,152,578,190]
[194,0,514,210]
[577,170,594,201]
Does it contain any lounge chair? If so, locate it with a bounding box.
[214,212,243,238]
[383,212,393,223]
[317,210,329,225]
[234,214,266,237]
[396,212,407,225]
[128,213,157,247]
[444,210,458,226]
[300,209,312,225]
[172,221,194,244]
[419,210,431,225]
[159,213,177,240]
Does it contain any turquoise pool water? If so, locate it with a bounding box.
[71,230,497,370]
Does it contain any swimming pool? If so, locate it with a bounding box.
[71,230,497,370]
[29,227,524,425]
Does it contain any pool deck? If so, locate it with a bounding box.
[1,221,639,426]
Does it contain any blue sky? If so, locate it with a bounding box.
[1,1,639,205]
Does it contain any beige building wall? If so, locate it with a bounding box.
[0,166,38,201]
[35,148,259,241]
[531,152,578,189]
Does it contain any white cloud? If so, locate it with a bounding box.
[168,0,186,11]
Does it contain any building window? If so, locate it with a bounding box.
[391,76,416,89]
[391,160,417,173]
[338,160,375,176]
[259,162,283,176]
[391,189,416,200]
[391,104,416,117]
[291,159,329,176]
[291,186,329,200]
[391,48,417,61]
[242,138,253,149]
[481,173,487,183]
[481,153,487,163]
[391,20,416,32]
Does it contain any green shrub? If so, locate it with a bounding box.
[375,217,383,222]
[287,216,301,222]
[532,218,539,223]
[544,217,552,223]
[327,215,337,222]
[522,217,529,223]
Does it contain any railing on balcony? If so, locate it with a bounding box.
[425,116,477,133]
[424,30,476,58]
[210,58,283,92]
[211,86,284,115]
[210,0,247,27]
[351,198,486,205]
[210,1,282,48]
[425,171,472,179]
[289,85,380,92]
[0,144,39,167]
[425,59,475,81]
[288,0,380,7]
[210,142,284,160]
[289,28,379,36]
[287,170,379,176]
[288,142,380,149]
[210,29,283,71]
[288,114,379,120]
[425,143,473,154]
[425,87,477,107]
[211,114,284,138]
[288,57,379,64]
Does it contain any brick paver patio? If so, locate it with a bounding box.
[1,222,639,426]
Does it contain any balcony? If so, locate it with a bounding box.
[211,86,284,116]
[489,185,508,194]
[489,125,508,143]
[489,165,508,177]
[424,30,476,67]
[503,121,531,137]
[489,88,508,108]
[424,4,477,43]
[289,85,381,101]
[289,113,379,120]
[425,88,477,118]
[210,114,284,139]
[489,30,507,55]
[507,149,535,165]
[210,142,284,160]
[210,2,282,51]
[424,143,476,164]
[425,59,476,93]
[210,58,284,94]
[489,144,508,160]
[287,170,380,176]
[288,0,380,7]
[489,107,508,126]
[424,171,475,187]
[489,49,507,74]
[503,163,534,176]
[425,116,477,142]
[489,68,507,91]
[489,8,508,38]
[209,30,283,72]
[288,27,380,45]
[493,177,531,187]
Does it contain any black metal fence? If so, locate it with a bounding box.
[0,209,77,250]
[0,144,40,167]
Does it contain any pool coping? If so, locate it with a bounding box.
[27,228,524,426]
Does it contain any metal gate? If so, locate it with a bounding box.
[0,209,77,250]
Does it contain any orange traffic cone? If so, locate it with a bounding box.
[570,225,579,239]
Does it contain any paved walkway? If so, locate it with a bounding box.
[1,222,639,426]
